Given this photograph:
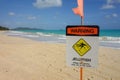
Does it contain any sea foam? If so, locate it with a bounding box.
[4,31,120,48]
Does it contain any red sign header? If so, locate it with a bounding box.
[66,25,99,36]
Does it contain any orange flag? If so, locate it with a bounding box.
[72,0,84,18]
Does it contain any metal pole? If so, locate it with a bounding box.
[81,17,84,25]
[80,16,84,80]
[80,67,83,80]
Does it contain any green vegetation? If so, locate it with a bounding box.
[0,26,9,30]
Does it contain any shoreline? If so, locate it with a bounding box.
[3,31,120,49]
[0,31,120,80]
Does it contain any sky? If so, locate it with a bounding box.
[0,0,120,30]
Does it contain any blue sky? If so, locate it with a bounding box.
[0,0,120,30]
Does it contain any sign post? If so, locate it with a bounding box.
[66,25,99,80]
[69,0,99,80]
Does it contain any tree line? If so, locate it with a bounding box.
[0,26,9,30]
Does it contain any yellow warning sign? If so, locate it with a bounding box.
[73,38,91,56]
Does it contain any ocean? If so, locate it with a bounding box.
[5,29,120,49]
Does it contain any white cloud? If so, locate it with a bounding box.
[112,0,120,3]
[101,0,120,9]
[101,4,115,9]
[33,0,62,8]
[27,16,37,20]
[112,13,118,17]
[8,12,15,16]
[105,13,118,18]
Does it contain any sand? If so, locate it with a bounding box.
[0,32,120,80]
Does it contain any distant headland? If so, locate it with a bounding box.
[0,26,44,31]
[0,26,9,30]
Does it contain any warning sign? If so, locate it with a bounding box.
[73,38,91,56]
[66,25,99,36]
[66,25,99,68]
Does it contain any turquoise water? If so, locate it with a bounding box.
[15,29,120,37]
[16,29,65,35]
[5,29,120,48]
[100,30,120,37]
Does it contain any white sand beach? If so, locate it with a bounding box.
[0,32,120,80]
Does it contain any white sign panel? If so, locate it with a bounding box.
[66,25,99,68]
